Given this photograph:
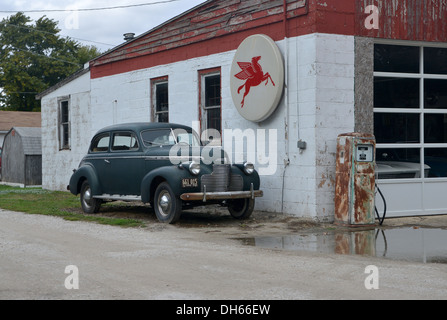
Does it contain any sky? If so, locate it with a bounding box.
[0,0,207,52]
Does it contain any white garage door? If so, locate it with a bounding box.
[374,42,447,217]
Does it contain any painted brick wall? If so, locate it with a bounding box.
[41,33,356,221]
[40,71,92,191]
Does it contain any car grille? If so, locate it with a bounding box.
[201,164,243,192]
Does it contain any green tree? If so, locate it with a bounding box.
[0,12,101,111]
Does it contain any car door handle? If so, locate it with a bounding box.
[104,159,110,164]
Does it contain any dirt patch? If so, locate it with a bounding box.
[68,201,331,238]
[67,201,447,238]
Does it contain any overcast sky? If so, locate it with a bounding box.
[0,0,207,52]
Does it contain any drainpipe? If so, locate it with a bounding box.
[281,0,290,213]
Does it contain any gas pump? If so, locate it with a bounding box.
[335,133,376,226]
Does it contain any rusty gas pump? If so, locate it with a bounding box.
[335,133,376,227]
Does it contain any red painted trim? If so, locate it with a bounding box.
[90,0,447,80]
[150,76,168,122]
[198,67,222,143]
[91,22,287,79]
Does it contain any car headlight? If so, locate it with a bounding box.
[243,162,254,175]
[189,161,201,175]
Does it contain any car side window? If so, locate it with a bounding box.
[111,132,139,151]
[90,134,110,153]
[141,129,175,147]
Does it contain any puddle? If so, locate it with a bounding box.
[238,227,447,264]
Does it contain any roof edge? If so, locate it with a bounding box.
[36,66,90,100]
[89,0,213,65]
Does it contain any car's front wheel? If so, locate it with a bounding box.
[154,182,182,223]
[80,180,101,214]
[228,198,254,220]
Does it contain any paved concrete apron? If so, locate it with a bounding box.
[0,209,446,300]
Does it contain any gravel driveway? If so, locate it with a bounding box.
[1,208,446,300]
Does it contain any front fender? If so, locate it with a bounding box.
[141,165,206,204]
[68,164,101,196]
[230,164,261,190]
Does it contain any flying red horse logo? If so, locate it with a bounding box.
[234,56,275,108]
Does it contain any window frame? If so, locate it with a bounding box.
[374,41,447,180]
[198,68,222,145]
[58,97,70,151]
[110,131,140,152]
[151,76,169,123]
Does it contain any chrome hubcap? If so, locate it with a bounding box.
[158,191,171,216]
[83,188,92,202]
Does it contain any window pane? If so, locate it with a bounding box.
[424,79,447,109]
[376,148,423,179]
[90,134,110,153]
[61,101,69,123]
[374,77,419,108]
[374,113,420,143]
[374,44,420,73]
[424,47,447,75]
[112,133,139,151]
[156,82,168,112]
[62,123,69,148]
[141,129,175,146]
[424,114,447,143]
[156,112,169,123]
[425,148,447,177]
[206,107,221,134]
[205,75,221,107]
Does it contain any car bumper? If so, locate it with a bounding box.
[180,184,263,202]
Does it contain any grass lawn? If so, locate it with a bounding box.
[0,184,146,228]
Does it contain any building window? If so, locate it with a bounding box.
[199,68,221,144]
[58,98,70,150]
[374,44,447,179]
[151,77,169,123]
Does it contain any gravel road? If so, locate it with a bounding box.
[1,208,446,300]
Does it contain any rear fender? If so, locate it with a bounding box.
[69,164,101,196]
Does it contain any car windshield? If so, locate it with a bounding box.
[141,128,201,147]
[173,128,201,147]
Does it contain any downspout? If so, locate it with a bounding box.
[281,0,290,213]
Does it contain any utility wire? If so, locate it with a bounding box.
[0,0,180,13]
[1,43,82,67]
[3,23,115,48]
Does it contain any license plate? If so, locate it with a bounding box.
[182,178,198,188]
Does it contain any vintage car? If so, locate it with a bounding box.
[68,122,263,223]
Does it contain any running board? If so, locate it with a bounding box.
[93,194,142,202]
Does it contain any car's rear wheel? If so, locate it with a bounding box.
[80,180,101,214]
[154,182,182,223]
[228,198,254,219]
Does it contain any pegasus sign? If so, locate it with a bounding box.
[230,34,284,122]
[235,56,276,108]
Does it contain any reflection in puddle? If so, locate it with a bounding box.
[239,228,447,264]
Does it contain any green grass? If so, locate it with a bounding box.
[0,185,146,228]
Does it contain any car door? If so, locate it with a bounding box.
[108,131,144,196]
[88,132,114,195]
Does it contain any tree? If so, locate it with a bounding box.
[0,13,101,111]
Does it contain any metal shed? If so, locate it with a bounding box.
[1,127,42,186]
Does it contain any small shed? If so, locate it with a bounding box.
[2,127,42,186]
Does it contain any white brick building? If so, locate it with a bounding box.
[38,0,447,221]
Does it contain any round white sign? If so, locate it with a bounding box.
[230,34,285,122]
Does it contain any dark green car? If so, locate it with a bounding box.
[68,122,262,223]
